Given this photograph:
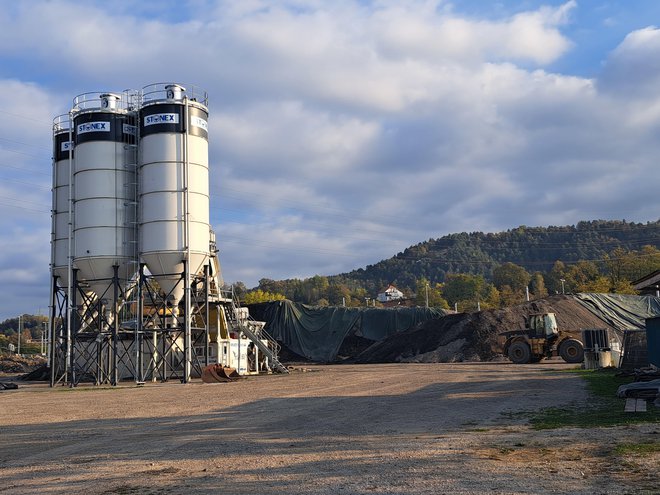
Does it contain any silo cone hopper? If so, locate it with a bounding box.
[74,258,134,324]
[141,251,210,309]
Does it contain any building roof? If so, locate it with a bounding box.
[633,270,660,290]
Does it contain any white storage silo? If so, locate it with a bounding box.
[72,93,137,310]
[51,115,74,289]
[139,83,210,307]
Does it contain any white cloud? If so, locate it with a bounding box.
[371,1,575,66]
[213,101,379,180]
[0,0,658,307]
[495,3,575,64]
[599,26,660,97]
[0,0,577,111]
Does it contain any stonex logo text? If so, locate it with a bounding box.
[144,113,179,126]
[77,122,110,134]
[123,124,137,136]
[61,141,74,152]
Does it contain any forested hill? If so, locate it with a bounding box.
[329,220,660,292]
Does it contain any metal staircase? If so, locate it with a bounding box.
[225,294,289,374]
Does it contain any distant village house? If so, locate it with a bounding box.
[377,285,404,303]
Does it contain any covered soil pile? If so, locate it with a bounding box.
[355,295,616,363]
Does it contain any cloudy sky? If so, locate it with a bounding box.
[0,0,659,320]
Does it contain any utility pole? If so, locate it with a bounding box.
[42,322,48,355]
[560,279,566,295]
[17,315,22,355]
[425,283,429,308]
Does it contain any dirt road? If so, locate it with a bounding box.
[0,363,657,494]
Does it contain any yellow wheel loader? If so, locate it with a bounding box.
[500,312,584,364]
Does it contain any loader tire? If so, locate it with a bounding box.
[508,341,531,364]
[559,339,584,363]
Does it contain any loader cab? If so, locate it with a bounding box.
[527,313,558,339]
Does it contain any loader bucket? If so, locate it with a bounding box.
[201,364,240,383]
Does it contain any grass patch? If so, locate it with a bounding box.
[529,368,659,429]
[613,442,660,456]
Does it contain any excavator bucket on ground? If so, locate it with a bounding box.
[201,364,240,383]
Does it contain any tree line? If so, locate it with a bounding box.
[231,220,660,309]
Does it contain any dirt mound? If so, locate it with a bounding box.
[355,295,615,363]
[0,354,47,374]
[21,364,50,381]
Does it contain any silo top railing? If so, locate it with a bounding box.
[72,90,140,113]
[52,114,72,133]
[141,82,208,107]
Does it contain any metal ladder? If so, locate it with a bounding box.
[121,90,142,382]
[121,89,140,309]
[226,295,289,374]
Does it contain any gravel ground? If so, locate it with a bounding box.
[0,362,658,494]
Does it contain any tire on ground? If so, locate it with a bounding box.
[508,341,532,364]
[559,338,584,363]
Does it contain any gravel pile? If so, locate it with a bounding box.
[0,354,46,374]
[355,295,615,363]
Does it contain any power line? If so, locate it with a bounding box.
[0,200,49,214]
[382,251,660,266]
[0,109,52,126]
[218,234,357,258]
[215,232,660,267]
[0,161,49,174]
[0,176,50,191]
[398,237,660,250]
[0,134,657,252]
[0,136,51,152]
[215,209,659,250]
[0,146,47,159]
[0,141,657,240]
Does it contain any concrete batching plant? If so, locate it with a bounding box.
[49,83,286,386]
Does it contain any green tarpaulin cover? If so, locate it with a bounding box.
[574,293,660,332]
[257,301,445,362]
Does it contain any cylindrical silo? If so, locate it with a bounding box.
[139,83,210,307]
[72,92,137,310]
[51,115,74,289]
